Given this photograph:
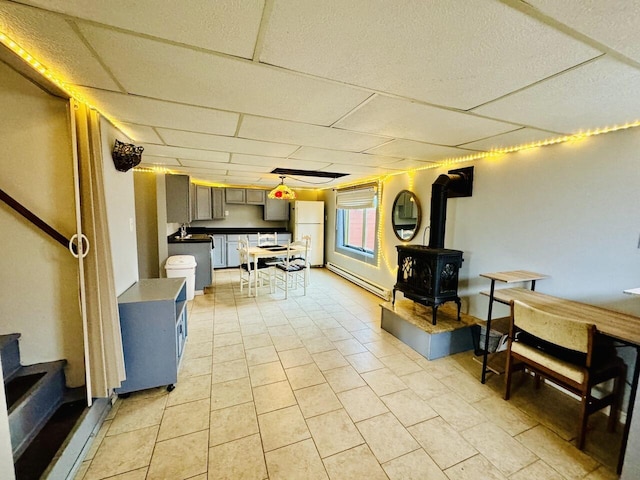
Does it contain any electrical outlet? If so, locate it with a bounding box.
[225,210,229,216]
[129,218,134,232]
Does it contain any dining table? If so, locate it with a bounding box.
[482,286,640,473]
[246,244,308,296]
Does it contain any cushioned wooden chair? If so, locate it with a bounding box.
[504,299,626,450]
[290,235,311,286]
[238,236,273,296]
[274,240,308,299]
[256,232,279,267]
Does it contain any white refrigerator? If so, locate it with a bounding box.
[293,200,324,267]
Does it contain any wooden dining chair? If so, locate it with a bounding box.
[504,300,626,450]
[256,232,279,267]
[274,240,308,299]
[238,236,273,296]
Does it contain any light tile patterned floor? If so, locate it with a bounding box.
[75,268,622,480]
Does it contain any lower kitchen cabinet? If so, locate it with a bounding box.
[168,241,213,290]
[116,278,188,395]
[212,234,226,268]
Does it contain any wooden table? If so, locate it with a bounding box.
[247,245,307,296]
[483,286,640,473]
[479,271,548,384]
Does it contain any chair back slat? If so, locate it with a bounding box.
[512,300,593,354]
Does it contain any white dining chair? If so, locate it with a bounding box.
[238,236,273,296]
[274,239,308,299]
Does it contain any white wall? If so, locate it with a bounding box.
[0,61,85,387]
[100,120,139,295]
[326,128,640,320]
[0,358,15,480]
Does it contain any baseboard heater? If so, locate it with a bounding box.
[326,262,392,301]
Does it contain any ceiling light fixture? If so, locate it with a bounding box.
[268,175,297,200]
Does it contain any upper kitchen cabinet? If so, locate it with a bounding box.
[225,188,246,204]
[246,189,266,205]
[264,197,290,221]
[194,185,212,221]
[166,174,192,223]
[211,188,225,220]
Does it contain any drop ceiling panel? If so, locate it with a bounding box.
[239,115,388,152]
[365,139,472,161]
[77,24,372,125]
[460,127,560,151]
[157,129,299,157]
[320,163,394,175]
[75,88,239,136]
[474,56,640,133]
[378,159,438,170]
[232,155,334,175]
[292,146,401,167]
[119,123,163,144]
[19,0,265,59]
[526,0,640,63]
[260,0,600,109]
[0,3,118,90]
[140,155,180,166]
[335,95,516,145]
[140,144,230,163]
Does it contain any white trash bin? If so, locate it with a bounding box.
[165,255,197,300]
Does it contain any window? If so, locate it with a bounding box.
[335,185,378,264]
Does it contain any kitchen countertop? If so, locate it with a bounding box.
[167,228,292,244]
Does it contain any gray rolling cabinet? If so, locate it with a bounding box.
[115,278,188,395]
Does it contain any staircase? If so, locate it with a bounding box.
[2,333,87,480]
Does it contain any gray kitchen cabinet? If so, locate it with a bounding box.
[194,185,212,220]
[264,198,289,221]
[115,278,188,395]
[226,235,240,267]
[168,240,213,290]
[277,233,292,244]
[165,174,192,223]
[225,188,246,204]
[212,187,225,220]
[211,234,226,268]
[246,189,266,205]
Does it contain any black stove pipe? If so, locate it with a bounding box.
[428,173,465,249]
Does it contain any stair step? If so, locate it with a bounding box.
[15,396,86,480]
[8,360,67,460]
[0,333,22,382]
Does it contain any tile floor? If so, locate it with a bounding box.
[74,268,622,480]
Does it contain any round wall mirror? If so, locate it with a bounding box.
[392,190,421,241]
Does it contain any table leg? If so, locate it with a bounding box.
[617,346,640,474]
[481,279,496,384]
[254,256,259,297]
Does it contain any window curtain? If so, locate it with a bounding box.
[335,185,377,209]
[72,101,126,400]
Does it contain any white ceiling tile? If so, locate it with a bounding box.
[527,0,640,63]
[75,88,239,136]
[291,146,401,166]
[239,115,388,151]
[231,154,333,172]
[140,144,230,163]
[175,165,228,176]
[459,128,560,151]
[260,0,600,109]
[378,159,439,170]
[473,56,640,133]
[335,95,516,145]
[0,2,118,90]
[139,155,180,166]
[119,123,163,144]
[77,24,372,125]
[19,0,265,59]
[321,164,396,175]
[365,139,472,161]
[156,129,298,157]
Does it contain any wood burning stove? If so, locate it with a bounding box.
[393,245,463,325]
[392,167,473,324]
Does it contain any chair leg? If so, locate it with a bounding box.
[504,352,513,400]
[577,394,589,450]
[608,365,626,432]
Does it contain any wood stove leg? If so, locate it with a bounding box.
[455,298,461,321]
[392,288,396,305]
[432,305,438,325]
